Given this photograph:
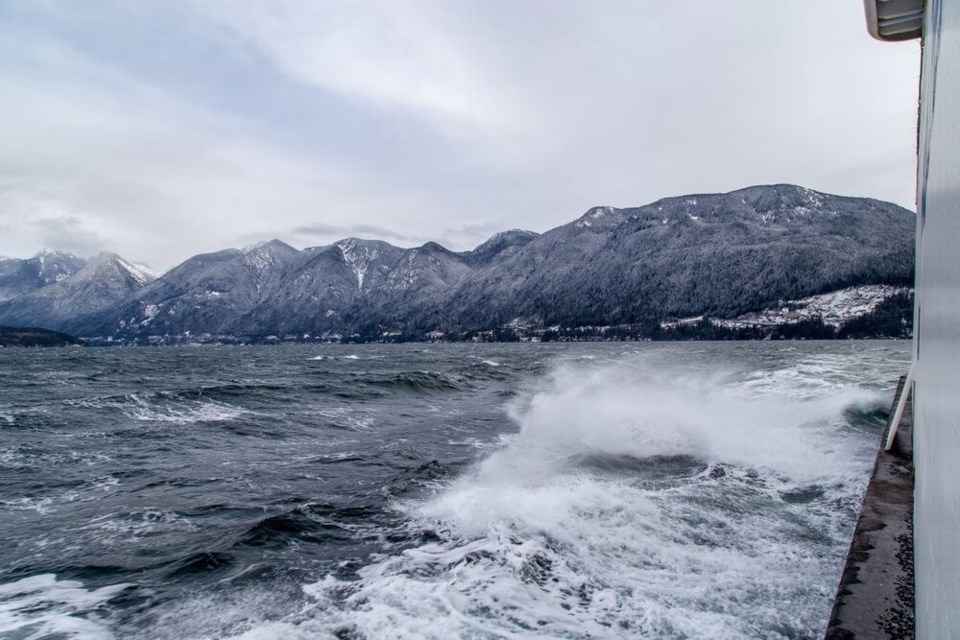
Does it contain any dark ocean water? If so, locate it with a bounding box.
[0,341,909,639]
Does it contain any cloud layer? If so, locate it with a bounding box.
[0,1,920,270]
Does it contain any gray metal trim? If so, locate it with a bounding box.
[864,0,925,41]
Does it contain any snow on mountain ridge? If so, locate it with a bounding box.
[244,248,280,274]
[118,260,153,287]
[133,263,162,280]
[33,250,86,283]
[0,185,915,339]
[575,206,619,229]
[336,238,383,291]
[476,229,538,247]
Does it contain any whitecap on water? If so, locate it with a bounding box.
[316,407,377,431]
[1,474,118,515]
[0,574,129,640]
[275,355,884,639]
[19,349,896,639]
[1,495,57,515]
[77,509,197,545]
[125,395,250,424]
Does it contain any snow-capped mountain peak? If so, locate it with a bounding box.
[0,185,915,341]
[113,255,156,287]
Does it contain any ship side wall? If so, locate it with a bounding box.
[914,0,960,635]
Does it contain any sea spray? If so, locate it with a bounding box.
[0,342,908,639]
[295,355,888,639]
[0,574,128,640]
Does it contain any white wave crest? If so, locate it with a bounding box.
[235,353,891,639]
[0,574,129,640]
[125,396,250,424]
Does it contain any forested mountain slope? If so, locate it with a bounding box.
[0,185,914,342]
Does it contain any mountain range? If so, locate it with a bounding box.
[0,184,915,343]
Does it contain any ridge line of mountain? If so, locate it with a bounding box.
[0,184,916,343]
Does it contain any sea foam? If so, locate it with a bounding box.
[0,574,128,640]
[262,355,884,639]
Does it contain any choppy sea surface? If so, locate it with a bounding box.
[0,341,909,639]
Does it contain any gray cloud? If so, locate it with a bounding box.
[31,215,108,257]
[443,221,508,237]
[0,1,920,270]
[291,223,414,243]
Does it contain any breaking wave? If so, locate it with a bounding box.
[125,395,251,424]
[233,357,885,639]
[0,574,130,640]
[0,343,905,640]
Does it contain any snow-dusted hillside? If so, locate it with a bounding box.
[712,285,912,329]
[0,185,915,341]
[0,251,87,301]
[0,253,156,331]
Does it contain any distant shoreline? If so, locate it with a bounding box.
[77,330,910,348]
[0,326,84,348]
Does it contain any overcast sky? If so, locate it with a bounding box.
[0,1,920,271]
